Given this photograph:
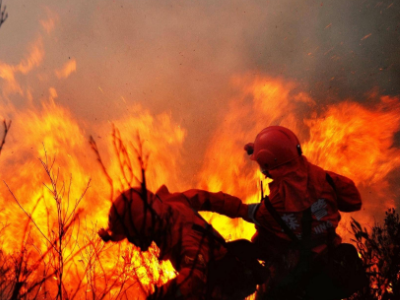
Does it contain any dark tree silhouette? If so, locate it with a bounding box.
[350,208,400,300]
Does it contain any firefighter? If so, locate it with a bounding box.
[98,185,266,300]
[184,126,365,299]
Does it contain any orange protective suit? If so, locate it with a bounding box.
[185,155,362,298]
[99,185,260,300]
[188,156,361,254]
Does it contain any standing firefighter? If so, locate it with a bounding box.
[187,126,367,299]
[98,185,267,300]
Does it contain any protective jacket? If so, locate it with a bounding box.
[188,156,361,256]
[186,156,362,299]
[101,185,260,300]
[150,185,228,300]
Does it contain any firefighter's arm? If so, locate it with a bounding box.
[326,171,362,212]
[182,189,254,222]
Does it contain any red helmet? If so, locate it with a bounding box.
[244,126,302,172]
[100,187,162,251]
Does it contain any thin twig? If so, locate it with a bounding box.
[89,135,114,201]
[0,0,7,28]
[0,119,11,156]
[3,181,56,249]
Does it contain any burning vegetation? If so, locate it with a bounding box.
[0,78,399,299]
[350,209,400,300]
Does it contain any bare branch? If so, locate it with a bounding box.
[0,119,11,156]
[89,135,114,201]
[112,125,140,189]
[0,0,7,28]
[3,181,55,249]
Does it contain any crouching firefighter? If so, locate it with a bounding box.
[186,126,368,300]
[98,185,268,300]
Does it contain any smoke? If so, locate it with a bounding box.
[0,0,399,197]
[244,0,400,101]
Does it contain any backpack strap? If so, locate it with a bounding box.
[325,173,336,191]
[263,196,301,244]
[301,207,313,243]
[191,223,226,247]
[325,173,341,248]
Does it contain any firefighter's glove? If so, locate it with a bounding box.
[247,204,261,226]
